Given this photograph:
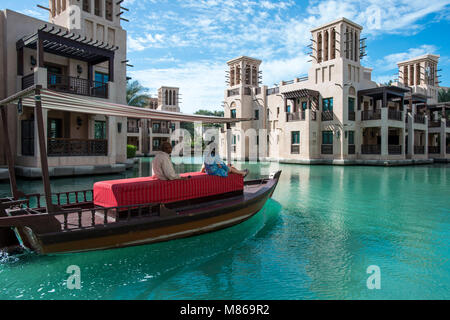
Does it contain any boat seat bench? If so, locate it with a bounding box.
[93,172,244,209]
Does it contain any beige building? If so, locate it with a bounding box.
[0,1,131,177]
[126,86,182,156]
[222,18,450,165]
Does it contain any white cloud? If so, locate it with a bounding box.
[374,45,438,72]
[129,61,226,114]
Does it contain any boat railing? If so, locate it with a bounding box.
[40,202,160,231]
[10,190,94,210]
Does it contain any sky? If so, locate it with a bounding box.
[3,0,450,113]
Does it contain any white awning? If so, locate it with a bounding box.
[2,85,250,124]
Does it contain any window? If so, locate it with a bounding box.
[232,135,237,145]
[106,0,113,21]
[95,0,102,17]
[231,109,236,119]
[348,97,355,112]
[323,98,333,112]
[83,0,90,13]
[254,110,259,120]
[291,131,300,154]
[302,102,308,111]
[322,131,333,145]
[95,121,106,139]
[48,118,63,139]
[95,72,109,84]
[348,131,355,145]
[291,131,300,145]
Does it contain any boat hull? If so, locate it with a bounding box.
[24,173,280,254]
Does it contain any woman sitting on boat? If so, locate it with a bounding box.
[201,141,249,178]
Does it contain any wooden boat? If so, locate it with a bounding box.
[0,171,281,254]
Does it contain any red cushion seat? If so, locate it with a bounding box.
[93,172,244,208]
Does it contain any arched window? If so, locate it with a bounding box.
[349,86,356,96]
[317,32,322,63]
[236,66,241,85]
[252,66,257,86]
[173,91,176,106]
[345,28,350,59]
[354,31,358,61]
[403,66,408,85]
[349,30,354,61]
[324,30,329,61]
[165,90,168,105]
[230,67,235,87]
[169,90,172,105]
[245,65,251,85]
[330,28,336,60]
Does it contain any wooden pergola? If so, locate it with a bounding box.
[0,85,252,213]
[282,88,320,112]
[16,25,116,81]
[357,86,410,110]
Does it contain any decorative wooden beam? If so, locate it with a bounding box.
[37,5,51,12]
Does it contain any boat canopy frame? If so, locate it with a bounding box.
[0,85,252,213]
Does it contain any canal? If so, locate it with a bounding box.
[1,159,449,299]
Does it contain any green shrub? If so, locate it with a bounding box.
[127,145,137,158]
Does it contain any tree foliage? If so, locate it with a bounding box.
[438,88,450,103]
[126,80,151,108]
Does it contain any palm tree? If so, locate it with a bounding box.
[126,80,151,107]
[438,88,450,103]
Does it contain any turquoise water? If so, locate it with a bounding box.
[0,159,449,300]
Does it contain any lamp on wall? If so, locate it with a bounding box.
[30,56,36,67]
[77,65,83,76]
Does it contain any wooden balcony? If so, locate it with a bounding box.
[361,144,381,154]
[321,111,334,121]
[348,145,355,155]
[429,121,441,128]
[362,110,381,121]
[388,145,402,155]
[127,127,139,134]
[414,146,425,155]
[321,144,333,154]
[48,139,108,157]
[47,73,108,99]
[348,112,355,121]
[291,145,300,154]
[286,111,305,122]
[152,128,170,134]
[428,146,440,154]
[388,110,402,121]
[414,114,426,124]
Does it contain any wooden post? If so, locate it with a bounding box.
[37,36,44,68]
[226,123,232,165]
[34,86,55,213]
[0,106,24,199]
[108,56,114,82]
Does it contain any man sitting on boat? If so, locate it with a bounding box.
[152,142,190,181]
[201,141,249,178]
